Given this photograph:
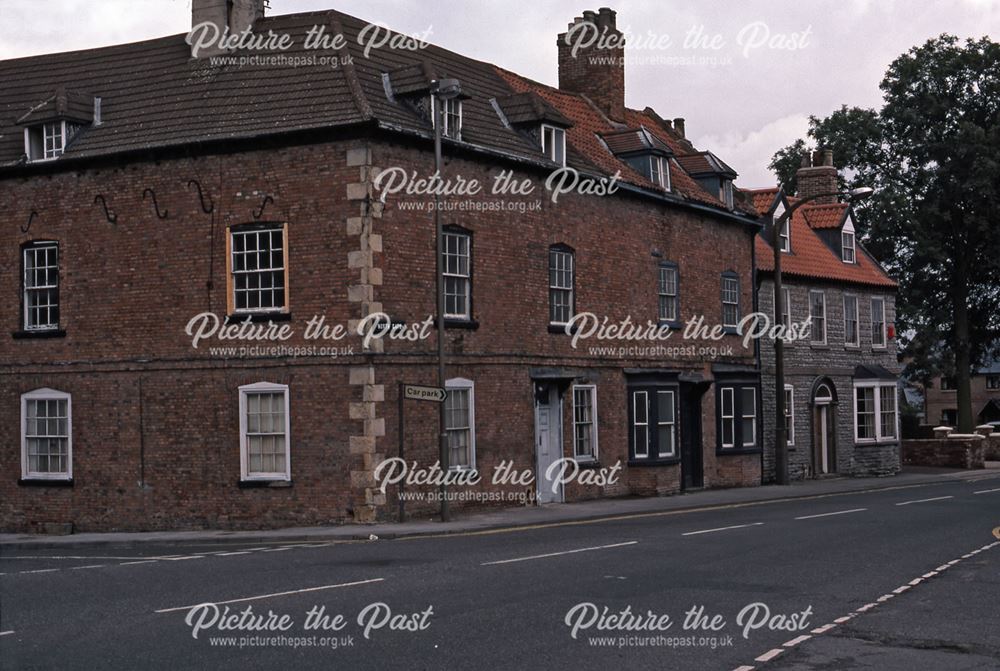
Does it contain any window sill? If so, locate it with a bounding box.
[658,320,683,330]
[548,323,579,335]
[574,457,601,468]
[19,477,73,487]
[810,343,829,349]
[12,329,66,339]
[722,326,740,336]
[444,318,479,330]
[239,479,292,488]
[716,447,762,456]
[627,457,681,467]
[227,312,292,324]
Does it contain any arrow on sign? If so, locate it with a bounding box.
[403,384,447,403]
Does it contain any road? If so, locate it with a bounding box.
[2,474,998,670]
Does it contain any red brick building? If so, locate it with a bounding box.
[1,2,763,532]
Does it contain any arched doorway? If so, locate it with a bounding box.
[811,379,838,476]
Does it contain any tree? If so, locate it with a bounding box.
[770,35,1000,432]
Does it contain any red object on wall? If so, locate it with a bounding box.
[887,323,896,339]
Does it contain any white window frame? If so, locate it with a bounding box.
[445,377,476,470]
[228,224,289,314]
[741,387,757,448]
[431,96,462,140]
[632,390,649,458]
[721,274,740,328]
[442,229,471,319]
[853,382,899,444]
[541,124,566,166]
[842,218,857,264]
[720,387,735,448]
[784,385,795,446]
[21,388,73,481]
[844,294,860,348]
[548,247,574,326]
[656,389,677,458]
[572,384,599,461]
[871,297,887,349]
[24,121,82,162]
[238,382,291,482]
[23,242,60,331]
[658,263,679,323]
[774,202,790,252]
[721,179,734,208]
[649,155,670,190]
[809,290,827,345]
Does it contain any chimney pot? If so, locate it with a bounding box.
[190,0,266,58]
[796,148,839,204]
[822,149,834,166]
[557,7,626,122]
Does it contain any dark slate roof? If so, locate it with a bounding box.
[600,127,672,155]
[494,92,571,127]
[675,151,737,177]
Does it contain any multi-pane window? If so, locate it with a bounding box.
[810,290,827,344]
[629,387,677,461]
[21,389,72,480]
[433,97,461,140]
[43,122,64,159]
[649,156,670,190]
[26,121,83,162]
[572,385,598,461]
[721,273,740,328]
[23,242,59,331]
[239,383,290,481]
[230,225,287,313]
[445,378,475,469]
[549,246,574,325]
[542,125,566,166]
[784,386,795,446]
[842,231,856,263]
[854,383,898,443]
[443,229,471,319]
[658,263,679,323]
[718,384,757,450]
[987,375,1000,391]
[844,295,859,347]
[776,208,790,252]
[871,297,886,348]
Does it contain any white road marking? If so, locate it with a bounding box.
[160,555,205,561]
[895,495,954,506]
[783,634,811,647]
[908,578,923,586]
[755,648,784,662]
[69,564,106,570]
[481,541,638,566]
[0,631,14,637]
[855,603,877,613]
[833,615,854,623]
[154,578,385,614]
[682,523,764,536]
[795,508,867,520]
[20,568,59,574]
[732,666,756,671]
[922,571,938,578]
[120,560,159,566]
[216,551,252,557]
[261,547,296,552]
[811,624,837,634]
[892,586,911,594]
[973,487,1000,494]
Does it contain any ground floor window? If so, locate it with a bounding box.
[784,385,795,446]
[445,378,476,470]
[718,384,758,450]
[854,383,898,443]
[21,388,72,480]
[239,382,291,481]
[572,385,598,461]
[628,386,678,461]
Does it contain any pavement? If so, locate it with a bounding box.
[0,466,994,549]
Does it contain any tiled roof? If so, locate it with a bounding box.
[803,203,847,229]
[494,92,571,127]
[600,127,672,155]
[746,187,897,288]
[675,151,737,177]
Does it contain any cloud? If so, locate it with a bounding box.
[695,114,811,189]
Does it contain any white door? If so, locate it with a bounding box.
[534,386,564,504]
[819,406,829,474]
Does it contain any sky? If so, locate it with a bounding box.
[1,0,997,186]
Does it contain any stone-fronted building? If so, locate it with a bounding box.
[1,3,765,532]
[750,152,901,480]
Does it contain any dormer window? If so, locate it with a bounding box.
[431,97,462,140]
[720,180,734,209]
[842,218,857,263]
[25,120,82,162]
[650,155,670,190]
[774,202,790,252]
[541,125,566,166]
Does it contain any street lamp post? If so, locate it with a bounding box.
[430,79,462,521]
[772,187,872,485]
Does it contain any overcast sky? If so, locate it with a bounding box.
[1,0,996,185]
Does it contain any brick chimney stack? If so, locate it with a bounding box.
[557,8,626,122]
[190,0,266,58]
[796,149,839,204]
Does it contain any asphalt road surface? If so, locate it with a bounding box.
[2,474,998,670]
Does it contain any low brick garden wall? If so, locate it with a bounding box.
[901,428,989,470]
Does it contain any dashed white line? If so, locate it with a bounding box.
[0,631,14,637]
[811,623,837,634]
[160,555,205,561]
[895,495,954,506]
[783,634,811,647]
[154,578,385,614]
[682,522,764,536]
[69,564,106,570]
[120,560,159,566]
[755,648,784,663]
[216,551,251,557]
[732,666,756,671]
[481,541,638,566]
[20,568,59,574]
[794,508,866,520]
[973,487,1000,494]
[833,615,854,624]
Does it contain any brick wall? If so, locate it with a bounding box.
[901,437,986,470]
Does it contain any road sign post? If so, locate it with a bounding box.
[397,384,448,522]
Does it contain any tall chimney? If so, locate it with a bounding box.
[190,0,266,58]
[557,7,626,122]
[796,148,839,204]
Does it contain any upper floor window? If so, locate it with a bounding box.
[871,297,886,348]
[844,295,860,347]
[25,121,83,162]
[432,97,462,140]
[541,125,566,166]
[721,272,740,328]
[239,382,291,481]
[658,262,679,323]
[720,179,734,208]
[986,375,1000,391]
[572,385,598,461]
[21,388,72,481]
[809,290,827,344]
[939,376,957,391]
[443,227,471,319]
[774,203,790,252]
[22,241,60,331]
[649,156,670,190]
[228,224,288,314]
[445,378,476,470]
[842,232,856,263]
[854,382,898,443]
[549,245,575,326]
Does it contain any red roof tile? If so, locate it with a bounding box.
[803,203,847,229]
